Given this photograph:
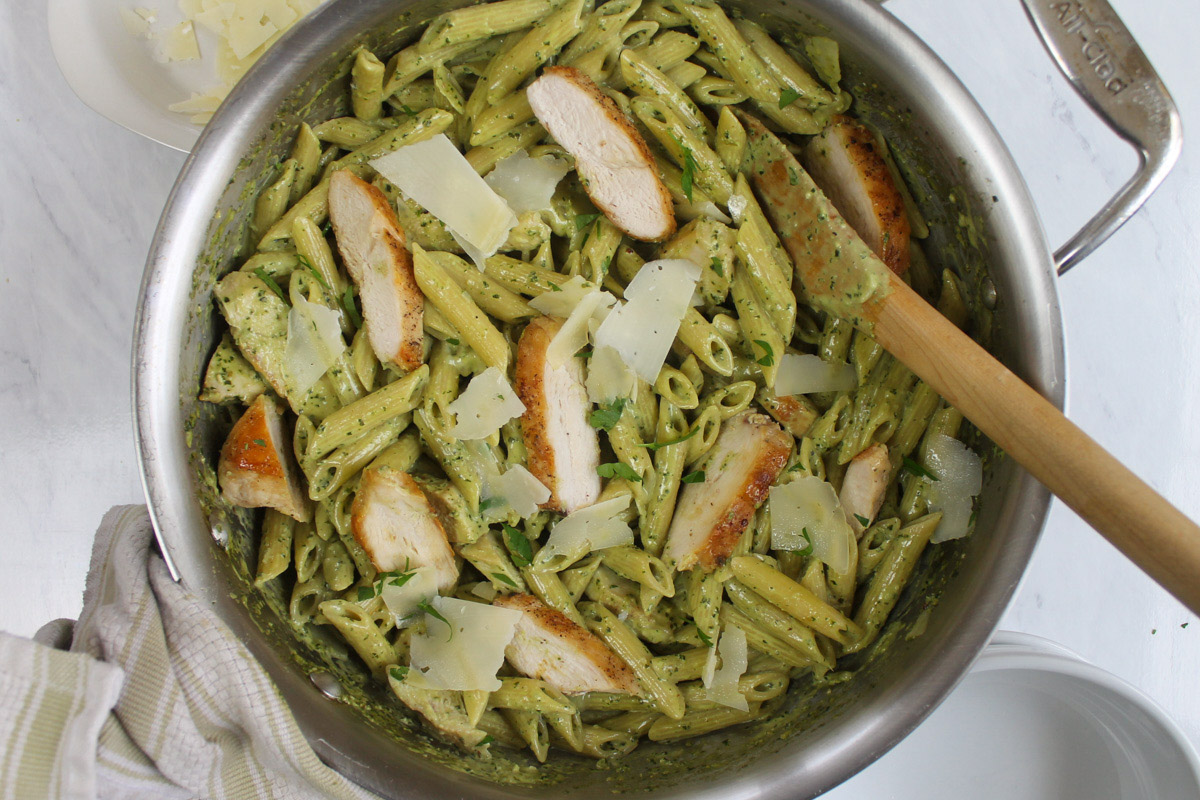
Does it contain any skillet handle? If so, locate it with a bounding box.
[1019,0,1182,275]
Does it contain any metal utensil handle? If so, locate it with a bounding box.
[1020,0,1182,275]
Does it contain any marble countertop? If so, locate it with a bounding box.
[2,0,1197,776]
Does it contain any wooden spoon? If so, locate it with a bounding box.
[739,113,1200,615]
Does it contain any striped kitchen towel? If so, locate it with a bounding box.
[0,505,380,800]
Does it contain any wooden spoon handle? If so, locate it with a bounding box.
[872,272,1200,614]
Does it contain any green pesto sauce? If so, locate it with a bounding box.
[178,4,1002,792]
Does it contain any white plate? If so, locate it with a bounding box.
[47,0,212,151]
[821,631,1200,799]
[48,0,223,152]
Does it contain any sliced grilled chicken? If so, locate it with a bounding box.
[803,116,910,276]
[328,170,424,371]
[527,66,675,242]
[839,443,890,537]
[494,593,641,696]
[756,385,818,438]
[664,411,791,571]
[515,315,600,514]
[214,270,337,420]
[388,678,489,751]
[218,395,310,522]
[351,465,458,591]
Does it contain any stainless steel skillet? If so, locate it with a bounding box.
[132,0,1178,796]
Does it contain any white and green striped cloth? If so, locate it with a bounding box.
[0,505,381,800]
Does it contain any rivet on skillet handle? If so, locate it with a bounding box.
[1020,0,1182,275]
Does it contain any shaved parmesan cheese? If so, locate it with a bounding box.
[536,496,633,570]
[484,150,571,216]
[167,91,223,115]
[161,20,201,61]
[380,566,439,627]
[128,0,327,122]
[696,201,732,224]
[528,275,598,319]
[471,581,498,601]
[593,259,700,382]
[259,0,299,29]
[284,295,345,393]
[769,476,856,575]
[370,135,518,268]
[480,463,550,521]
[546,289,616,368]
[774,353,857,396]
[704,626,748,711]
[448,367,525,440]
[702,639,718,687]
[727,194,748,225]
[192,2,234,35]
[408,597,521,691]
[925,434,983,543]
[225,7,279,59]
[119,7,153,36]
[585,345,636,405]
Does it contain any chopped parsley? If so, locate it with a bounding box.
[710,256,724,277]
[853,513,870,527]
[753,339,775,367]
[575,347,593,359]
[253,268,287,303]
[798,527,814,556]
[388,665,409,681]
[547,282,563,292]
[478,496,503,512]
[902,456,939,481]
[418,599,452,638]
[503,524,533,568]
[778,87,803,108]
[492,572,518,588]
[696,628,713,647]
[589,398,626,430]
[679,142,698,202]
[638,427,700,451]
[397,104,419,117]
[597,462,642,482]
[682,470,706,485]
[298,255,331,292]
[379,567,417,590]
[479,734,495,746]
[252,438,266,447]
[575,212,601,231]
[446,337,461,346]
[357,560,417,601]
[342,285,363,328]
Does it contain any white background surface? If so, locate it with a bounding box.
[1,0,1197,780]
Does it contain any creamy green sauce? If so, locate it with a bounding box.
[178,5,1002,792]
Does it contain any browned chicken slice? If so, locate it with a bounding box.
[527,66,675,242]
[351,465,458,590]
[756,385,818,438]
[494,593,641,695]
[328,170,424,371]
[218,395,310,522]
[514,315,600,514]
[388,678,489,752]
[803,116,910,275]
[839,443,890,537]
[664,411,791,571]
